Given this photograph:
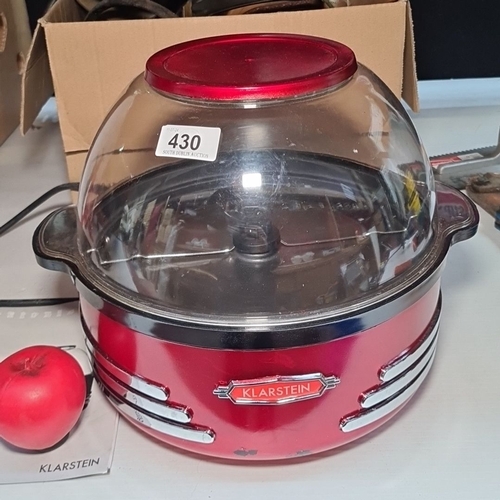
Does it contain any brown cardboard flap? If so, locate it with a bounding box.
[20,0,85,134]
[402,1,418,111]
[20,22,52,134]
[46,1,407,155]
[20,0,418,178]
[66,150,87,185]
[0,0,31,144]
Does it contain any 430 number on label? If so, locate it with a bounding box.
[167,133,201,151]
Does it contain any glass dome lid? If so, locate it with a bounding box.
[66,33,451,329]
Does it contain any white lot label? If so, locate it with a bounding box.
[155,125,221,161]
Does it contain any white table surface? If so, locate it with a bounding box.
[1,79,500,499]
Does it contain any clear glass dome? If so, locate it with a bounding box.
[76,34,435,327]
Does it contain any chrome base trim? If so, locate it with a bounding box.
[361,338,437,409]
[340,350,435,433]
[379,302,441,383]
[95,360,192,424]
[85,317,214,443]
[83,327,168,402]
[96,376,215,445]
[341,303,441,432]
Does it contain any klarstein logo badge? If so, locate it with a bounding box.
[213,373,340,405]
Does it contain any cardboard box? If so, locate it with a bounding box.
[0,0,30,146]
[21,0,418,183]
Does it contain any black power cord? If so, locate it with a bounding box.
[0,182,80,308]
[0,298,79,308]
[0,182,79,237]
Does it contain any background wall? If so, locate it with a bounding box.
[411,0,500,80]
[25,0,500,80]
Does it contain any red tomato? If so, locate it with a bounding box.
[0,345,86,451]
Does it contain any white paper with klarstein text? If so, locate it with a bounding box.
[0,303,119,484]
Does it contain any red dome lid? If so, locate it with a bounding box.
[145,34,357,101]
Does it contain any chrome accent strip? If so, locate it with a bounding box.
[76,283,443,350]
[379,306,441,383]
[60,345,93,378]
[361,338,437,409]
[324,375,341,389]
[79,264,443,332]
[84,334,169,402]
[100,382,215,444]
[95,361,191,424]
[213,387,230,399]
[340,351,435,433]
